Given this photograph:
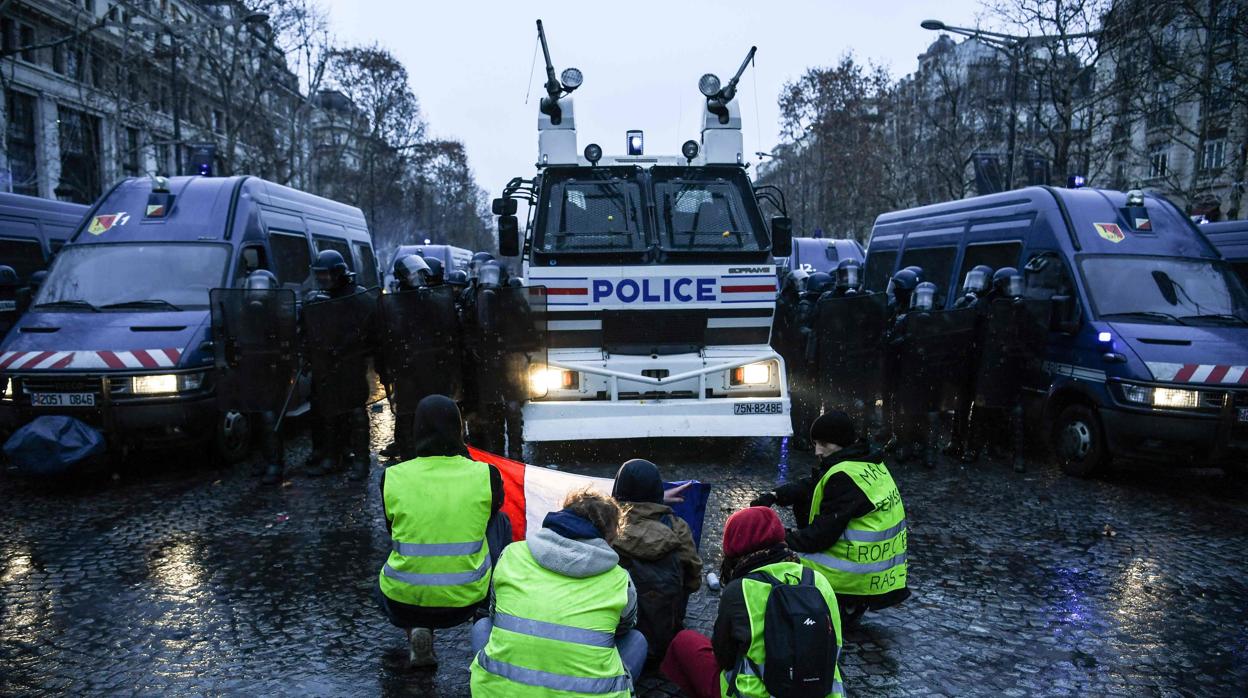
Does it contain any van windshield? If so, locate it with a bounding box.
[35,243,230,310]
[653,169,767,253]
[1080,255,1248,325]
[537,171,646,254]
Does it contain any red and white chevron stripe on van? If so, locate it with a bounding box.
[0,349,182,371]
[1147,362,1248,384]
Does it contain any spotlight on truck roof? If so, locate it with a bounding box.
[699,73,721,98]
[681,140,700,163]
[626,130,644,156]
[560,67,583,91]
[584,143,603,165]
[1126,189,1145,207]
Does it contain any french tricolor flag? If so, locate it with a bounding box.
[467,447,712,547]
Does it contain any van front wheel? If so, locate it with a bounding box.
[215,410,252,464]
[1052,405,1110,478]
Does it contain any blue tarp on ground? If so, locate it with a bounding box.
[3,415,105,475]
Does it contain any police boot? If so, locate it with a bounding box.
[923,411,940,469]
[261,462,283,485]
[408,627,437,669]
[1011,405,1027,473]
[306,454,337,477]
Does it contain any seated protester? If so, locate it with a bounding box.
[611,459,704,668]
[751,411,910,623]
[375,395,511,669]
[661,506,844,698]
[470,489,648,697]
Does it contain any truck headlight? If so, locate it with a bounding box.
[731,361,774,386]
[529,367,577,398]
[1152,387,1201,409]
[1117,382,1204,409]
[2,379,13,401]
[131,372,204,395]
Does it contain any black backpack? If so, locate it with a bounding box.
[740,567,839,698]
[618,515,687,667]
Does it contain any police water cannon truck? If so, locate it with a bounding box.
[493,21,794,442]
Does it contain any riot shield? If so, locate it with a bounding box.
[473,285,547,405]
[902,307,979,412]
[815,293,887,412]
[378,285,462,414]
[976,299,1049,407]
[209,288,298,412]
[302,288,382,416]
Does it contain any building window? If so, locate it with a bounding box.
[18,24,34,63]
[1,18,16,54]
[55,107,101,203]
[1148,145,1169,179]
[212,109,224,134]
[119,127,141,177]
[5,90,39,196]
[1200,139,1225,172]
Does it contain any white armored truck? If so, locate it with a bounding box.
[493,21,794,443]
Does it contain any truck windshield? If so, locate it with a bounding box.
[537,172,645,254]
[1080,255,1248,325]
[653,169,766,253]
[35,243,230,310]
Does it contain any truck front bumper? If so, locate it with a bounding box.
[523,397,792,441]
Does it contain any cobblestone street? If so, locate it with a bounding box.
[2,409,1247,696]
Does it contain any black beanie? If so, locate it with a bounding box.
[612,459,665,504]
[809,411,856,447]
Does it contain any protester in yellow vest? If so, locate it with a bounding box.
[751,411,910,623]
[661,506,844,698]
[374,395,510,670]
[470,489,647,697]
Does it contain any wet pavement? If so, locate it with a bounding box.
[2,406,1248,696]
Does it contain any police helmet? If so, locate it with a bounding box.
[993,267,1022,297]
[835,258,862,291]
[423,257,445,285]
[244,269,279,291]
[805,272,834,297]
[507,277,524,288]
[311,249,349,290]
[446,270,469,287]
[890,268,920,293]
[393,254,431,289]
[478,261,502,288]
[962,264,993,294]
[782,268,809,295]
[903,265,924,282]
[470,251,495,276]
[0,265,17,288]
[911,281,937,311]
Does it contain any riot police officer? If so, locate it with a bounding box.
[423,257,446,287]
[879,267,921,448]
[949,265,994,459]
[393,254,431,292]
[304,249,377,480]
[791,272,833,450]
[904,281,942,468]
[469,251,495,280]
[242,270,287,484]
[830,258,862,298]
[969,266,1028,471]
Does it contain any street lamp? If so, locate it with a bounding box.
[920,18,1097,191]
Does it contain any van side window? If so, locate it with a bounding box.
[235,244,268,282]
[269,230,311,286]
[1231,262,1248,290]
[957,242,1022,288]
[314,237,353,270]
[1022,251,1075,300]
[354,242,378,289]
[899,246,957,306]
[863,250,897,292]
[0,236,47,283]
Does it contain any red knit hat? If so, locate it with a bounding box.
[723,506,787,558]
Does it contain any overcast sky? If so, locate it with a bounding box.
[320,0,982,201]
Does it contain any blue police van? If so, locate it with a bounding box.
[0,175,376,462]
[865,187,1248,476]
[778,237,864,276]
[0,192,88,284]
[1204,220,1248,288]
